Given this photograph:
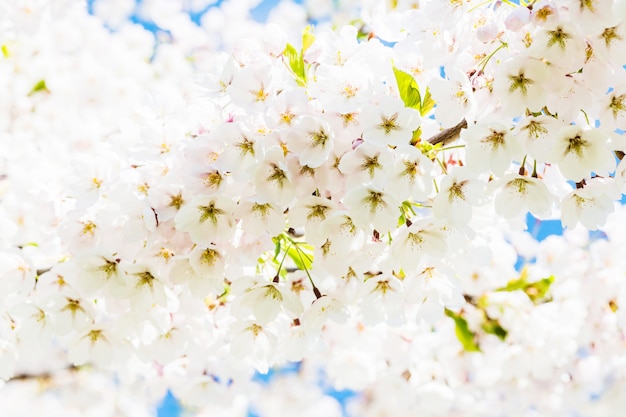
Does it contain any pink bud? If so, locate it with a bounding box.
[476,22,498,43]
[505,7,530,32]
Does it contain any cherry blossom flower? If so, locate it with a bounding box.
[599,83,626,131]
[67,326,121,368]
[390,218,447,271]
[238,282,303,325]
[360,96,420,147]
[359,276,405,325]
[48,293,95,336]
[189,244,226,283]
[288,196,338,245]
[462,119,523,176]
[432,168,484,227]
[338,142,394,189]
[514,115,564,164]
[174,195,237,246]
[6,1,626,413]
[386,144,435,202]
[254,145,296,207]
[342,185,401,234]
[301,296,348,335]
[530,21,587,73]
[236,199,285,238]
[229,320,277,373]
[560,178,618,230]
[489,173,554,219]
[309,62,373,113]
[549,125,615,182]
[492,56,551,116]
[285,115,335,168]
[429,68,475,129]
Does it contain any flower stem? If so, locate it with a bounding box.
[478,41,508,73]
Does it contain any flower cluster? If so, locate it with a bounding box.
[2,0,626,415]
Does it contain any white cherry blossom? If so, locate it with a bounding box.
[360,95,420,147]
[286,115,335,168]
[174,195,237,246]
[599,83,626,131]
[254,145,296,207]
[67,326,121,368]
[560,178,619,230]
[432,168,484,227]
[338,142,394,189]
[492,55,551,116]
[390,218,448,271]
[4,1,626,415]
[429,68,475,129]
[489,174,554,219]
[342,185,401,234]
[462,119,523,176]
[550,125,615,182]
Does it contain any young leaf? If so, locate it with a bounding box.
[498,267,530,292]
[272,236,282,260]
[481,316,508,341]
[445,308,481,352]
[410,127,422,145]
[497,268,554,304]
[397,212,406,227]
[28,79,49,96]
[393,67,422,110]
[523,275,554,304]
[420,87,436,116]
[302,26,315,54]
[283,43,306,87]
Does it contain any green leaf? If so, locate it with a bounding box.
[445,308,481,352]
[498,267,530,292]
[410,127,422,145]
[481,316,508,341]
[497,268,554,304]
[356,29,369,41]
[302,26,315,53]
[393,268,406,280]
[524,275,554,303]
[498,279,526,292]
[1,44,8,58]
[401,200,416,216]
[28,79,49,96]
[393,67,422,110]
[417,140,434,155]
[420,87,436,116]
[272,236,282,260]
[283,43,306,87]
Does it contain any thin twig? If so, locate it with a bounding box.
[9,365,81,382]
[427,119,468,146]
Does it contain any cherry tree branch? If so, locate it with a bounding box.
[8,365,80,383]
[427,119,468,146]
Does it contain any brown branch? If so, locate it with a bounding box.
[36,268,51,276]
[427,119,468,147]
[8,365,80,383]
